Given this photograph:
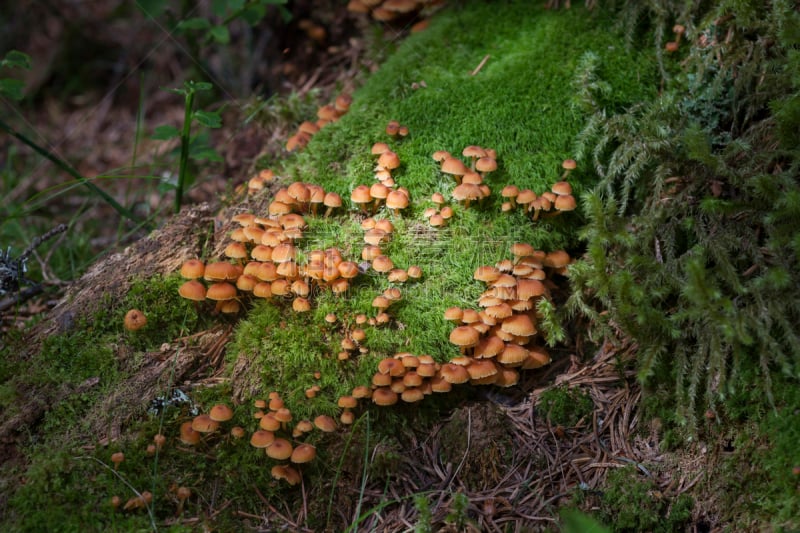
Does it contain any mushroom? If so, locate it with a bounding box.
[441,157,470,185]
[561,158,577,179]
[123,309,147,332]
[386,189,409,216]
[111,452,125,470]
[180,259,205,279]
[271,464,302,486]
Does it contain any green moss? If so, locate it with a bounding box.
[600,465,693,533]
[3,3,663,531]
[538,384,593,427]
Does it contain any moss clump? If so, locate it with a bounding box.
[600,465,693,533]
[538,384,593,427]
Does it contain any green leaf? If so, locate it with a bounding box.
[0,78,25,101]
[177,17,211,31]
[136,0,168,17]
[209,25,230,44]
[190,145,223,162]
[240,3,267,25]
[193,110,222,128]
[151,124,180,140]
[186,81,213,93]
[1,50,32,70]
[211,0,229,17]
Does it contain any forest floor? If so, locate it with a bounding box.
[1,2,792,532]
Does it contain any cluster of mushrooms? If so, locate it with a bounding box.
[347,0,443,29]
[286,93,353,152]
[500,159,577,220]
[180,394,331,486]
[163,97,581,489]
[326,242,563,417]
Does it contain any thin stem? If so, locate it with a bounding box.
[175,89,195,213]
[0,117,140,223]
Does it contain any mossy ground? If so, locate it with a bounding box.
[5,2,795,532]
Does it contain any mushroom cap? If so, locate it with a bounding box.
[250,429,276,448]
[266,438,294,460]
[543,250,571,268]
[371,142,390,155]
[335,93,352,111]
[236,274,258,292]
[274,407,293,423]
[402,371,423,388]
[272,243,296,264]
[475,157,497,173]
[292,297,311,312]
[440,363,470,384]
[372,255,394,273]
[452,183,482,202]
[271,464,302,485]
[467,359,498,380]
[441,157,469,176]
[522,346,552,369]
[352,385,372,399]
[432,150,451,162]
[180,259,205,279]
[324,192,342,208]
[209,404,234,422]
[449,326,480,348]
[179,280,207,301]
[260,413,281,431]
[386,190,409,210]
[314,414,337,432]
[462,145,487,159]
[516,189,537,205]
[370,183,390,201]
[474,265,501,283]
[474,335,505,359]
[378,150,401,170]
[511,242,535,258]
[179,421,201,445]
[371,388,399,406]
[375,219,394,233]
[430,375,453,392]
[562,158,577,170]
[338,395,358,409]
[123,309,147,331]
[204,261,240,281]
[517,279,545,300]
[554,194,577,211]
[206,282,237,301]
[497,343,529,366]
[501,185,520,199]
[551,181,573,195]
[351,185,372,205]
[371,295,390,311]
[501,314,537,337]
[378,357,405,376]
[401,387,425,403]
[291,443,317,464]
[191,414,219,433]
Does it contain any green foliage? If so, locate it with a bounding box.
[0,49,31,101]
[153,81,223,213]
[444,491,473,531]
[413,494,433,533]
[560,508,611,533]
[539,384,594,427]
[600,466,693,533]
[568,0,800,430]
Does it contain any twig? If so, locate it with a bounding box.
[470,54,490,76]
